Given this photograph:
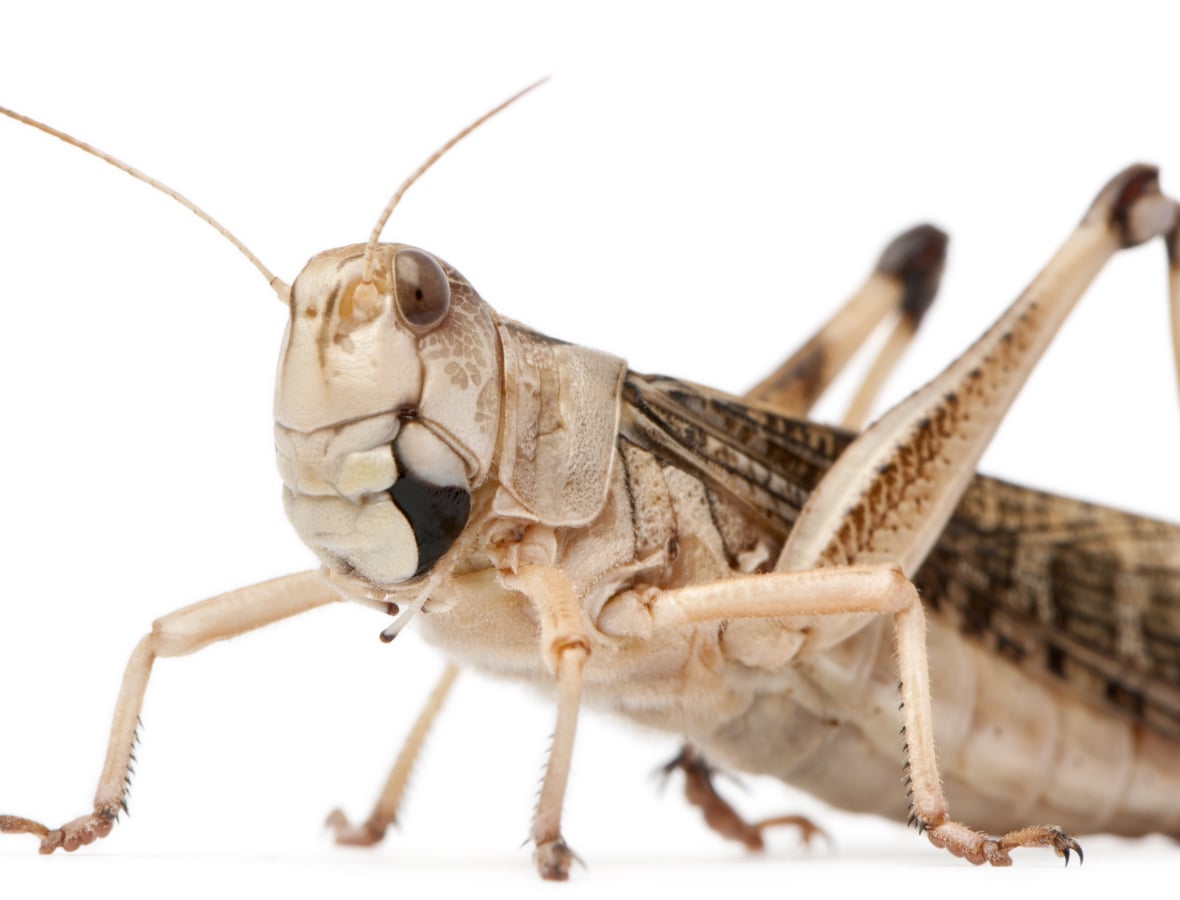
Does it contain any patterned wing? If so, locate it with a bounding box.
[621,372,1180,739]
[918,476,1180,738]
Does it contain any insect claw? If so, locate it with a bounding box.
[657,747,690,778]
[1052,828,1083,866]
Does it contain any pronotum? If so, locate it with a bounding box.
[1,86,1178,880]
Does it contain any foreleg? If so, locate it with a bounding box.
[326,661,460,846]
[0,570,340,852]
[498,555,591,881]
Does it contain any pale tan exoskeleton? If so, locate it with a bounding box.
[1,86,1179,880]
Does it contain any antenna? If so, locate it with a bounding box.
[0,104,290,302]
[361,78,549,284]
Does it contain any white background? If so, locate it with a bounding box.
[0,2,1177,898]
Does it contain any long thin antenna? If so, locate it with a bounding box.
[361,77,550,284]
[0,104,289,301]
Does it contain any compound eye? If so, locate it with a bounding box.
[394,248,451,333]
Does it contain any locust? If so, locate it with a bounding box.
[1,85,1178,881]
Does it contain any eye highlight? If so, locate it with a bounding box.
[394,248,451,333]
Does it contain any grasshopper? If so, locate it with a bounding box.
[1,86,1178,880]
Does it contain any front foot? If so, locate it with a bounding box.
[325,808,387,847]
[534,835,579,881]
[0,809,117,854]
[925,820,1082,866]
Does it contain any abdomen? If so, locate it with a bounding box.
[691,615,1180,838]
